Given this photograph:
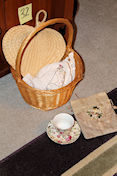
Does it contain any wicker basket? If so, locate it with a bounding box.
[10,18,84,110]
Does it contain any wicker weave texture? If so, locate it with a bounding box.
[2,25,34,70]
[21,28,66,77]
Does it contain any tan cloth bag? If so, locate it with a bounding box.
[71,92,117,139]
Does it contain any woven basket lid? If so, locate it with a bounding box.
[2,25,34,70]
[21,27,66,76]
[2,10,66,77]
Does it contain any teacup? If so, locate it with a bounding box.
[52,113,74,131]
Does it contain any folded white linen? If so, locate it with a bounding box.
[23,52,75,90]
[22,73,34,87]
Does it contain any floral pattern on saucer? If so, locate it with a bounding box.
[46,120,81,145]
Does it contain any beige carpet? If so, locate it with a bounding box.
[0,0,117,160]
[73,0,117,98]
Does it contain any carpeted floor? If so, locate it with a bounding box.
[73,0,117,98]
[0,0,117,160]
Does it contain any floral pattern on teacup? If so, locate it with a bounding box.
[46,121,81,145]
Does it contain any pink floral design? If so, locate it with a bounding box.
[58,140,62,143]
[66,136,72,142]
[60,131,63,134]
[57,135,60,138]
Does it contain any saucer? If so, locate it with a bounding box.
[46,120,81,145]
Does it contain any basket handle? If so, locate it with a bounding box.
[16,18,74,79]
